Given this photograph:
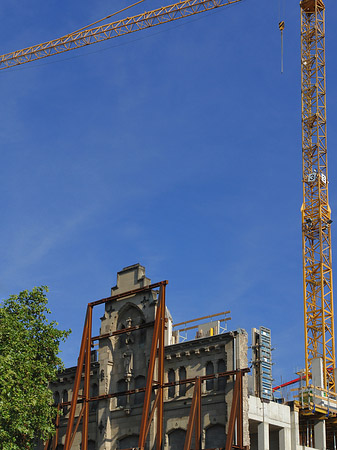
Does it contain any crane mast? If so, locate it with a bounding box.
[301,0,336,391]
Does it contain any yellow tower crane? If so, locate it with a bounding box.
[300,0,336,392]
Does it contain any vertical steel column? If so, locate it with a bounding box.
[225,371,241,450]
[64,308,90,450]
[184,377,201,450]
[82,305,93,450]
[195,377,201,450]
[139,284,166,450]
[156,287,165,450]
[53,404,61,450]
[44,403,60,450]
[236,371,243,448]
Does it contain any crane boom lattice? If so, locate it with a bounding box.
[0,0,241,70]
[301,0,336,391]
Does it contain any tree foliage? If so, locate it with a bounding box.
[0,286,70,449]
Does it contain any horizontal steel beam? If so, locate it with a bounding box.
[55,368,250,407]
[89,281,168,307]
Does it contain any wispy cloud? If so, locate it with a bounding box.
[1,205,97,286]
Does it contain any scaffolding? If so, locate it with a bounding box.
[45,281,249,450]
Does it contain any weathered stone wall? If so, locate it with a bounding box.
[41,264,249,450]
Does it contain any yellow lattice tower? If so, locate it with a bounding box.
[301,0,335,391]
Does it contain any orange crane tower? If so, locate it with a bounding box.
[300,0,336,392]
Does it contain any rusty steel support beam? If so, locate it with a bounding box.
[138,284,166,450]
[237,371,243,448]
[195,377,201,450]
[73,368,250,405]
[51,279,249,450]
[156,287,165,450]
[225,370,244,450]
[59,282,167,449]
[44,403,61,450]
[184,377,201,450]
[53,368,248,450]
[68,405,86,449]
[89,281,168,307]
[92,320,155,342]
[53,405,61,450]
[64,308,90,450]
[145,392,160,439]
[82,305,93,450]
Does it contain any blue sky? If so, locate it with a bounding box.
[1,0,337,390]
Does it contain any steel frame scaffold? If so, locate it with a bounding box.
[301,0,336,392]
[45,281,249,450]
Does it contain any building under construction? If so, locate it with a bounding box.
[40,264,337,450]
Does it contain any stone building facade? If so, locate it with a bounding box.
[46,264,249,449]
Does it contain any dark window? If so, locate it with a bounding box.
[135,375,146,404]
[119,324,126,348]
[91,383,99,411]
[206,362,214,391]
[168,369,175,398]
[205,424,226,449]
[179,367,186,396]
[139,328,146,344]
[62,389,68,415]
[118,435,139,449]
[218,359,227,391]
[53,391,60,405]
[168,429,186,450]
[117,379,127,407]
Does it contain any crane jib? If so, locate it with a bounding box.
[0,0,242,70]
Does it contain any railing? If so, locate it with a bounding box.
[295,384,337,415]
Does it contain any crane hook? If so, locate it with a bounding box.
[279,21,285,73]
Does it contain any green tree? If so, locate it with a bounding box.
[0,286,70,449]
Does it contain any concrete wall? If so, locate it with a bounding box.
[248,396,321,450]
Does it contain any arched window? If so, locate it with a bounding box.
[205,424,226,449]
[117,379,127,407]
[117,304,146,349]
[168,428,186,450]
[168,369,175,398]
[118,435,139,449]
[62,389,68,403]
[206,362,214,391]
[62,389,68,415]
[117,304,145,330]
[53,391,60,405]
[217,359,227,391]
[179,367,186,396]
[134,375,146,404]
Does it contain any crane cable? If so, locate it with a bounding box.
[278,0,285,73]
[64,0,146,38]
[279,20,285,73]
